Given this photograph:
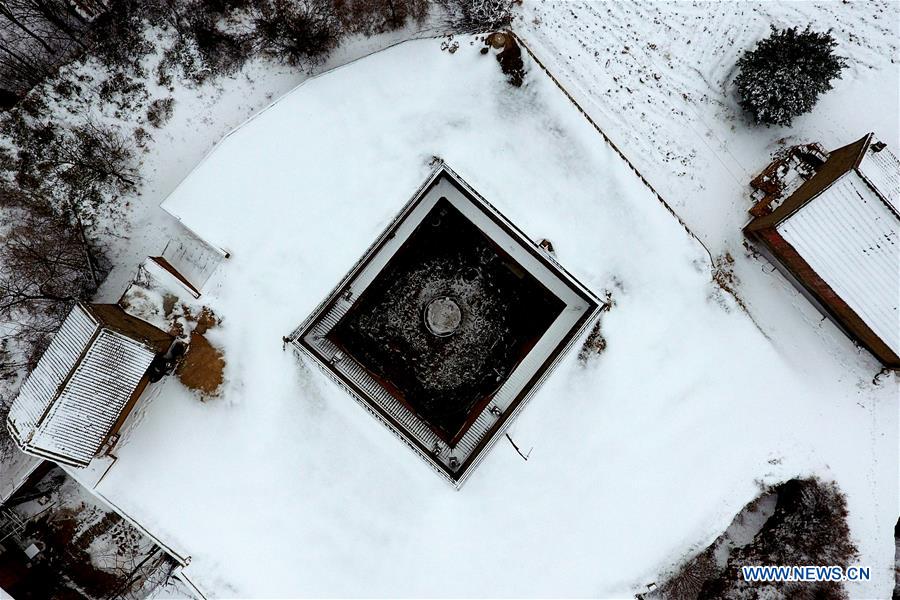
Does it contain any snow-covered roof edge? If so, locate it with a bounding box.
[759,133,899,228]
[856,138,900,216]
[744,134,900,367]
[7,302,100,454]
[159,37,444,255]
[776,172,899,357]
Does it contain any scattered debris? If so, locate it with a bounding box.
[579,291,615,363]
[748,143,828,217]
[711,252,737,296]
[710,251,751,315]
[440,36,459,54]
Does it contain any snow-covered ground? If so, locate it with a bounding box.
[516,1,899,595]
[0,450,40,504]
[57,23,898,598]
[519,1,899,374]
[1,2,896,598]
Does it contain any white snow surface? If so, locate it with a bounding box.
[859,143,900,214]
[517,4,899,597]
[8,303,98,441]
[777,172,900,357]
[71,35,900,599]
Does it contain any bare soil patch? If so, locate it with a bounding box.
[177,331,224,397]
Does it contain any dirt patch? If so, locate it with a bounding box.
[177,331,224,397]
[161,293,178,318]
[193,306,219,335]
[121,285,224,397]
[712,252,738,293]
[710,251,752,315]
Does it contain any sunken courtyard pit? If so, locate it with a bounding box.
[290,165,600,485]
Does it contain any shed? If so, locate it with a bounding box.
[744,133,900,368]
[6,303,174,466]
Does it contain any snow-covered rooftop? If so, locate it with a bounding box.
[64,37,899,597]
[777,170,900,357]
[858,141,900,214]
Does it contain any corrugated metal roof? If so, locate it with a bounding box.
[777,172,900,356]
[30,330,155,464]
[7,304,98,439]
[857,143,900,214]
[7,303,166,466]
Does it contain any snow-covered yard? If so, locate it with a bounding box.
[56,24,898,599]
[519,1,899,375]
[515,1,899,595]
[0,1,896,598]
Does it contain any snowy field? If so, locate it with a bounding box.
[0,1,895,598]
[519,0,899,374]
[514,1,900,596]
[63,22,898,600]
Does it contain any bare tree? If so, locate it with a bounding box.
[0,0,95,94]
[439,0,514,32]
[0,20,56,90]
[50,121,138,195]
[332,0,428,35]
[2,0,89,47]
[3,116,138,225]
[21,0,89,44]
[0,2,54,52]
[0,193,106,366]
[254,0,340,66]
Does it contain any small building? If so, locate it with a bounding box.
[744,133,900,368]
[6,302,174,467]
